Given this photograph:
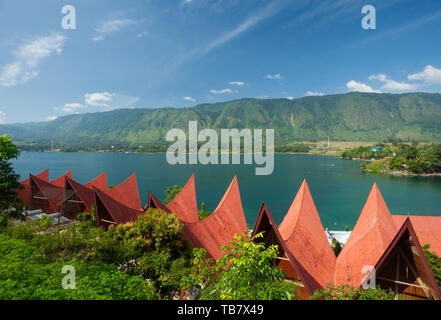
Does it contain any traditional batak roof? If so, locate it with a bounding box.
[184,176,248,261]
[278,179,336,295]
[166,175,198,223]
[104,173,142,210]
[50,170,73,188]
[393,215,441,258]
[65,172,107,212]
[144,191,171,213]
[17,169,49,206]
[333,183,398,287]
[375,217,441,300]
[93,186,143,226]
[30,174,67,213]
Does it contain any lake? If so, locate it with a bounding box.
[11,152,441,230]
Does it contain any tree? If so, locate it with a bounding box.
[163,185,182,205]
[0,135,21,212]
[201,232,297,300]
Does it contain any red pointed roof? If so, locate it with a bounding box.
[393,215,441,258]
[85,172,107,191]
[166,175,198,223]
[184,176,248,260]
[93,187,143,225]
[145,191,171,213]
[17,169,49,205]
[333,183,398,287]
[50,170,73,188]
[105,173,142,210]
[66,177,96,212]
[30,174,65,212]
[278,179,336,294]
[375,217,441,300]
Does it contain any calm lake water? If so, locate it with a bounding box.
[11,152,441,230]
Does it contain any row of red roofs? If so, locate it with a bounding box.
[15,169,441,299]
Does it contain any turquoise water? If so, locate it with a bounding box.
[11,152,441,230]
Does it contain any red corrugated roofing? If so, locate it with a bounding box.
[30,174,65,212]
[145,191,171,213]
[17,169,49,205]
[278,179,336,294]
[105,173,141,210]
[85,172,107,191]
[184,176,248,261]
[333,183,398,287]
[93,186,143,225]
[375,217,441,300]
[166,175,198,223]
[393,215,441,258]
[50,170,72,188]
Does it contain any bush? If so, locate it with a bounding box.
[311,284,398,300]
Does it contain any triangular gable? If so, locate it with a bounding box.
[393,215,441,258]
[30,174,65,213]
[278,179,336,295]
[375,218,441,300]
[166,175,198,223]
[93,187,143,227]
[144,191,171,213]
[65,177,96,212]
[85,172,107,191]
[333,183,398,287]
[17,169,49,206]
[50,170,73,188]
[105,173,142,210]
[184,176,248,261]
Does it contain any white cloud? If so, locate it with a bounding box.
[62,103,86,113]
[92,19,138,41]
[346,80,381,93]
[85,92,116,107]
[228,81,245,86]
[408,65,441,85]
[210,88,235,94]
[255,95,269,99]
[286,96,294,100]
[368,73,418,92]
[184,96,196,102]
[136,31,149,38]
[0,33,66,87]
[46,115,58,121]
[265,74,281,80]
[305,91,324,96]
[0,111,5,124]
[84,92,139,110]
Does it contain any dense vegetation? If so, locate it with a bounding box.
[3,92,441,148]
[342,142,441,174]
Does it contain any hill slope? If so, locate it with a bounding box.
[2,92,441,145]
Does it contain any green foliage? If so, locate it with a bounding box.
[201,232,296,300]
[0,135,22,211]
[0,234,158,300]
[163,185,182,205]
[198,202,212,220]
[311,284,398,300]
[331,239,342,257]
[5,93,441,147]
[422,244,441,287]
[181,248,217,291]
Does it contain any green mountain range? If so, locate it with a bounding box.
[2,92,441,146]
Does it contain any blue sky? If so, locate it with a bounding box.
[1,0,441,124]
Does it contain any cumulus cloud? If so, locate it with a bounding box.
[92,19,139,41]
[210,88,235,94]
[408,65,441,85]
[228,81,245,86]
[264,74,281,80]
[84,92,139,110]
[46,115,58,121]
[286,96,294,100]
[368,73,418,92]
[346,80,381,93]
[305,91,324,96]
[61,103,86,113]
[184,96,196,102]
[0,33,66,87]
